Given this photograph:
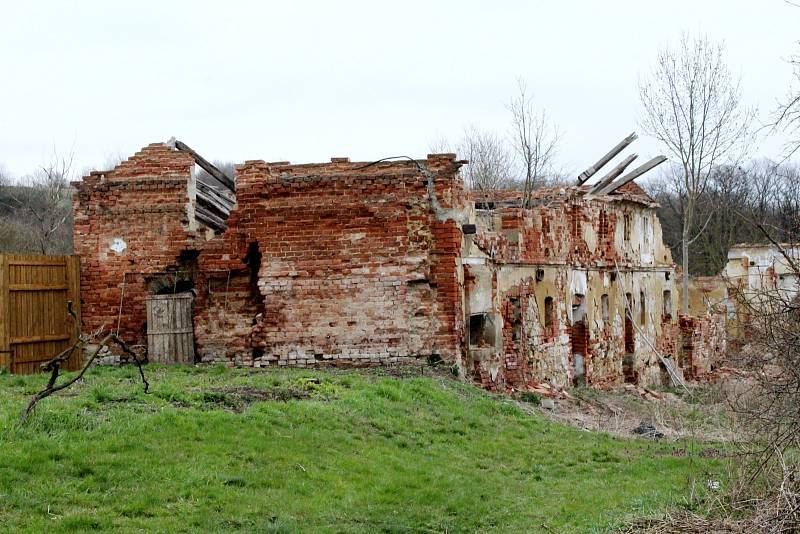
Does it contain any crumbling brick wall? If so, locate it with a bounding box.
[194,155,468,367]
[467,184,681,389]
[678,313,726,378]
[72,144,210,345]
[76,146,468,369]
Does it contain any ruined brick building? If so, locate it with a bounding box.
[73,138,725,391]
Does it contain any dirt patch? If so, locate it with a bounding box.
[178,383,322,413]
[518,381,743,442]
[217,385,310,402]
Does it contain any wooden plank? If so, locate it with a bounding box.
[9,283,68,291]
[587,154,638,195]
[197,181,235,210]
[146,293,195,364]
[195,205,228,231]
[66,255,81,371]
[174,140,236,192]
[0,253,80,373]
[196,189,233,219]
[11,333,71,344]
[7,258,68,266]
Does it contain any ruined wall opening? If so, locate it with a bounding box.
[544,296,555,338]
[469,314,497,348]
[623,213,631,242]
[624,292,635,353]
[147,250,199,296]
[601,294,609,321]
[599,210,609,238]
[623,292,636,384]
[662,289,672,320]
[244,241,264,307]
[639,290,646,325]
[508,297,522,341]
[570,293,588,387]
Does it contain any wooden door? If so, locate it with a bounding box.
[146,293,195,364]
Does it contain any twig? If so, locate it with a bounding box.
[20,303,149,422]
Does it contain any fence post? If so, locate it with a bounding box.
[0,255,9,371]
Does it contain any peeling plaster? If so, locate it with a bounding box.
[109,238,127,254]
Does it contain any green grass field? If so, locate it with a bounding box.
[0,365,722,533]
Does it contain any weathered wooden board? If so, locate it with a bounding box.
[146,293,195,364]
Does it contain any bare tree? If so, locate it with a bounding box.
[1,153,74,255]
[639,33,754,313]
[774,47,800,159]
[434,126,514,192]
[508,80,560,207]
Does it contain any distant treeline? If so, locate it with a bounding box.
[645,159,800,276]
[0,162,74,256]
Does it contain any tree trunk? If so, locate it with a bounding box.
[682,235,690,314]
[681,196,693,315]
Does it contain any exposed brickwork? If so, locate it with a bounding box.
[196,156,468,367]
[678,314,727,379]
[73,141,726,393]
[466,185,683,390]
[74,145,468,369]
[72,144,208,345]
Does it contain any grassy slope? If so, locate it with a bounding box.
[0,366,720,533]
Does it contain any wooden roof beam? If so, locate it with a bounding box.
[587,154,638,195]
[594,156,667,196]
[170,139,235,193]
[576,132,638,186]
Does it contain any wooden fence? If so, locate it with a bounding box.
[0,254,81,374]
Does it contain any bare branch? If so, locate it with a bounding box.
[507,79,560,207]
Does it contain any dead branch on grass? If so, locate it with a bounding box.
[20,302,149,422]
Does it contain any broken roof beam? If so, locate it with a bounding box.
[587,154,638,195]
[196,189,234,220]
[172,139,235,193]
[197,180,235,209]
[195,205,228,232]
[576,132,638,186]
[594,155,667,196]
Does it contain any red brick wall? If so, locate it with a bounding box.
[73,143,205,345]
[194,156,467,367]
[76,147,468,367]
[679,313,726,378]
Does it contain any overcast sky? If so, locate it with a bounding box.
[1,1,798,180]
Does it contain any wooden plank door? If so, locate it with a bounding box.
[146,293,195,364]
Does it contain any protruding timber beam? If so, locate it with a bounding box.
[196,181,235,219]
[576,132,638,186]
[594,155,667,196]
[170,139,236,193]
[587,154,638,195]
[195,205,228,231]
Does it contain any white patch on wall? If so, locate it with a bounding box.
[349,232,366,243]
[467,266,494,314]
[568,270,588,322]
[569,270,587,296]
[109,238,127,254]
